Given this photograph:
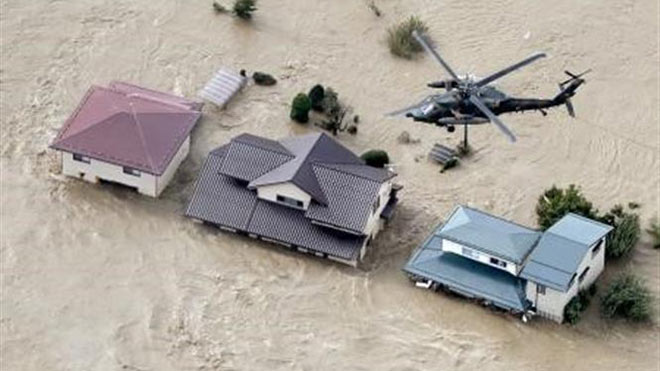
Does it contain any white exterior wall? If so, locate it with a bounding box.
[363,181,392,238]
[155,136,190,195]
[526,237,606,323]
[442,239,519,276]
[256,182,312,209]
[59,135,190,198]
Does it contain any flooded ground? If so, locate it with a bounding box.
[1,0,659,370]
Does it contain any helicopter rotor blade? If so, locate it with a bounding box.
[412,30,460,81]
[468,95,517,142]
[475,52,547,88]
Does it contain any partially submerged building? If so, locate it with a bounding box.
[50,82,202,197]
[403,206,612,323]
[185,132,399,266]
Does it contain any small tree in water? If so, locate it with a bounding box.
[361,150,390,168]
[233,0,257,19]
[387,16,429,59]
[599,204,641,259]
[600,273,652,322]
[535,185,597,230]
[290,93,312,124]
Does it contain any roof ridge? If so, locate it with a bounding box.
[526,257,574,275]
[560,212,613,230]
[129,102,157,171]
[233,135,295,157]
[460,205,540,233]
[311,162,385,183]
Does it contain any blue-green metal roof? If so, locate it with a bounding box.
[520,213,613,292]
[437,206,541,264]
[403,233,529,312]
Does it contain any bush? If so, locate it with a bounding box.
[647,217,660,249]
[213,1,227,13]
[361,150,390,168]
[233,0,256,19]
[387,16,429,59]
[599,205,640,259]
[535,185,598,230]
[563,286,596,325]
[308,84,325,112]
[600,273,652,322]
[290,93,312,123]
[320,87,340,116]
[252,72,277,86]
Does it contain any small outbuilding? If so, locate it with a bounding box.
[50,82,202,197]
[404,206,612,323]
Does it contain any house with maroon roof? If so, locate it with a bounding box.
[50,82,202,197]
[185,132,400,266]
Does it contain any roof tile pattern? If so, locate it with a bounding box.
[50,84,201,175]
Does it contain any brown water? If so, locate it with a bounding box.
[1,1,659,370]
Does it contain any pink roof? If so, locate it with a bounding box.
[51,83,202,175]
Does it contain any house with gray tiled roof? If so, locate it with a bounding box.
[185,132,400,266]
[404,206,612,323]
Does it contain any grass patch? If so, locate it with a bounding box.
[600,273,652,322]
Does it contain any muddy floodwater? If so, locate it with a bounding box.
[1,1,659,370]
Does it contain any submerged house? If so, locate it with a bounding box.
[403,206,612,323]
[185,132,399,266]
[50,82,202,197]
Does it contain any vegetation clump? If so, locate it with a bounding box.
[646,217,660,249]
[536,185,597,230]
[290,93,312,124]
[308,84,325,112]
[564,286,597,325]
[213,1,227,13]
[361,150,390,168]
[600,273,652,322]
[252,72,277,86]
[233,0,257,19]
[387,16,429,59]
[600,204,641,259]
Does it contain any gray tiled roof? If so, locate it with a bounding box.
[437,206,541,264]
[185,138,374,261]
[219,139,293,181]
[403,235,528,312]
[520,213,613,292]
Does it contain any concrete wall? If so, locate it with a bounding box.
[256,182,312,209]
[363,181,392,238]
[442,239,519,276]
[60,135,190,197]
[155,136,190,195]
[577,237,606,290]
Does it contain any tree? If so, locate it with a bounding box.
[535,185,598,230]
[387,16,429,59]
[233,0,257,19]
[600,273,651,322]
[290,93,312,123]
[361,150,390,168]
[308,84,325,112]
[599,205,641,259]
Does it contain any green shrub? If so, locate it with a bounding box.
[600,205,641,259]
[320,87,340,116]
[290,93,312,123]
[361,150,390,168]
[535,185,597,230]
[387,16,429,59]
[647,217,660,249]
[564,296,583,325]
[600,273,651,322]
[233,0,256,19]
[308,84,325,112]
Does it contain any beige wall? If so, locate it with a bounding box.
[256,182,312,209]
[442,239,520,276]
[59,136,189,197]
[363,181,392,238]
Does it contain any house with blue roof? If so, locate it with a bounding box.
[404,206,613,323]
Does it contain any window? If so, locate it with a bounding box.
[537,284,546,295]
[568,273,577,288]
[276,194,304,208]
[72,153,90,164]
[489,257,508,268]
[123,167,141,177]
[592,239,603,258]
[579,267,590,283]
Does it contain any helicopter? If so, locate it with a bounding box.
[387,30,589,143]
